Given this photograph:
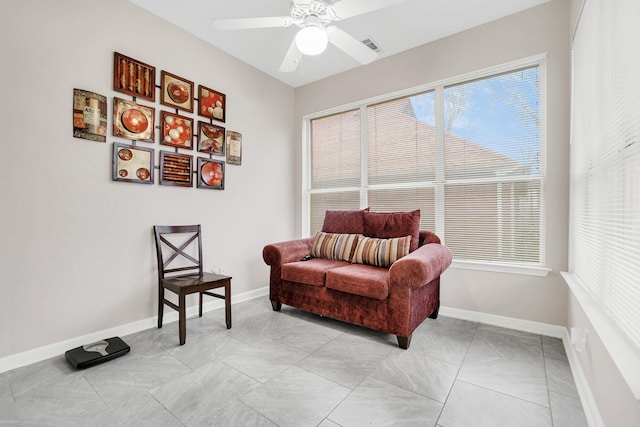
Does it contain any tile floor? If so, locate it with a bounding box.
[0,298,589,426]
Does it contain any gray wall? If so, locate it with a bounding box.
[0,0,296,359]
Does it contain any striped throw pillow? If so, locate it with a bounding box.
[311,232,360,262]
[351,235,411,268]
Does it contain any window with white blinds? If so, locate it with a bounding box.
[444,68,543,263]
[366,92,437,233]
[570,0,640,351]
[306,61,545,267]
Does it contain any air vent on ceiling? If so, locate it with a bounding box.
[361,37,380,52]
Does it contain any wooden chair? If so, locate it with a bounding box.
[153,225,231,345]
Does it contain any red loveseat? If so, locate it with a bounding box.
[262,209,452,349]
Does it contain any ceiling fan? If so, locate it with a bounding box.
[214,0,409,72]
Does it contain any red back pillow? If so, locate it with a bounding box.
[363,210,421,252]
[321,208,370,234]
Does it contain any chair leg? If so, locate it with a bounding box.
[158,287,164,329]
[179,294,186,345]
[225,283,232,329]
[199,292,203,317]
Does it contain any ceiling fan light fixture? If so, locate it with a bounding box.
[295,19,328,55]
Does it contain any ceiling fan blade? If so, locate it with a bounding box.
[328,0,409,20]
[327,26,377,65]
[215,16,293,31]
[279,38,303,72]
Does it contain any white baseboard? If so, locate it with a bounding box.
[561,329,606,427]
[439,306,566,338]
[0,286,269,374]
[441,305,603,427]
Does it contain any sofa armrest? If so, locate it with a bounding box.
[263,238,314,267]
[389,243,452,289]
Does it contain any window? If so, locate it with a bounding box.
[443,69,543,263]
[569,0,640,355]
[305,59,545,268]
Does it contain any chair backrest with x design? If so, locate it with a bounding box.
[153,225,203,281]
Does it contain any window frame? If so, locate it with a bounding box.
[302,54,550,276]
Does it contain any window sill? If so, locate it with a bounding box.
[450,260,551,277]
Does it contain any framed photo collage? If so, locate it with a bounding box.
[73,51,242,190]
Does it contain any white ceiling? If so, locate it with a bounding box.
[128,0,550,88]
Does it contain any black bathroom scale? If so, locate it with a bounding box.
[65,336,130,369]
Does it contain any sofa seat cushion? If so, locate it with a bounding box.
[326,264,389,300]
[281,259,349,287]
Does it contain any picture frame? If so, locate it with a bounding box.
[160,71,194,113]
[73,89,107,142]
[112,142,154,184]
[197,158,225,190]
[197,121,225,156]
[113,97,155,142]
[159,151,193,187]
[160,111,193,149]
[113,52,156,102]
[225,131,242,165]
[197,84,226,122]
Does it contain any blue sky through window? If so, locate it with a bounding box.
[410,67,540,168]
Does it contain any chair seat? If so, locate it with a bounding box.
[162,272,231,294]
